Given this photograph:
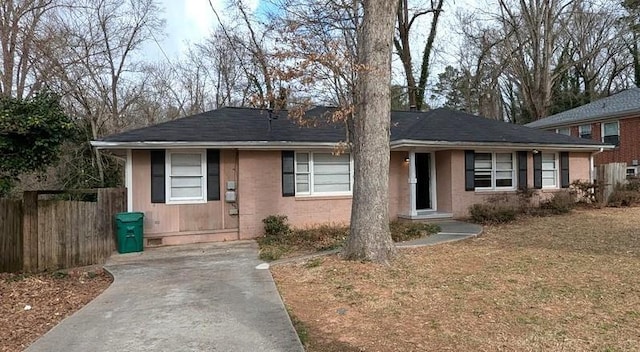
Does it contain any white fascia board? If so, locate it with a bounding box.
[90,140,342,150]
[389,139,615,151]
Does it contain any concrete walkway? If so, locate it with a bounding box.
[270,220,483,266]
[397,220,483,248]
[27,241,304,352]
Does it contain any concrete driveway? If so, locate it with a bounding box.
[27,241,304,352]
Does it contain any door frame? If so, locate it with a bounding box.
[409,151,437,216]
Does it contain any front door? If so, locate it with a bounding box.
[415,153,431,210]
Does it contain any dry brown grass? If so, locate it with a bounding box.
[272,208,640,352]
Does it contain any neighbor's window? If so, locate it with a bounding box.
[555,127,571,136]
[602,121,620,146]
[474,152,515,190]
[295,152,352,195]
[579,125,592,139]
[541,153,558,188]
[166,151,206,203]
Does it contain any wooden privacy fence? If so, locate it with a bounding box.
[1,188,126,272]
[597,163,627,203]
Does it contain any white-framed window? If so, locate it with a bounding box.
[541,153,558,188]
[295,152,352,196]
[474,152,516,190]
[555,127,571,136]
[579,124,592,139]
[602,121,620,146]
[166,150,207,204]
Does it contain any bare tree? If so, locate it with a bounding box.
[44,0,164,186]
[394,0,444,110]
[0,0,57,98]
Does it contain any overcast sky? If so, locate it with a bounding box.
[149,0,261,60]
[148,0,473,100]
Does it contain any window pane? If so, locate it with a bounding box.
[496,178,513,187]
[557,128,570,136]
[496,153,513,170]
[603,135,620,146]
[311,153,351,193]
[542,177,556,187]
[171,176,202,198]
[171,154,202,176]
[474,153,492,169]
[171,187,202,198]
[579,125,592,139]
[296,174,309,193]
[603,122,619,136]
[314,153,349,164]
[297,153,309,163]
[297,163,309,173]
[171,177,201,188]
[474,171,492,188]
[314,183,350,192]
[542,154,556,171]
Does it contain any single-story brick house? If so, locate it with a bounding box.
[92,107,611,247]
[526,88,640,176]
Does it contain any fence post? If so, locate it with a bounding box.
[22,191,38,272]
[97,188,126,258]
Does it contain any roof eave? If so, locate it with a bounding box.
[90,140,344,150]
[389,139,613,151]
[526,109,640,129]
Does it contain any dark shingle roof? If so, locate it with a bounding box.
[99,106,604,146]
[526,88,640,128]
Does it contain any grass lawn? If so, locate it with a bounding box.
[272,208,640,351]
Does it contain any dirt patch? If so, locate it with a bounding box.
[0,268,112,352]
[272,208,640,351]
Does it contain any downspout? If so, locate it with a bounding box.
[590,148,604,183]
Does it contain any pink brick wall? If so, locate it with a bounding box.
[448,150,592,217]
[237,150,410,239]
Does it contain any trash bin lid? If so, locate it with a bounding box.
[115,212,144,222]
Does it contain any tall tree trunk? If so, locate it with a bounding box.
[343,0,398,264]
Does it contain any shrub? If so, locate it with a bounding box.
[262,215,291,240]
[570,180,600,203]
[538,191,576,215]
[390,221,440,242]
[624,178,640,192]
[258,245,291,261]
[295,225,349,251]
[608,189,640,207]
[469,203,517,224]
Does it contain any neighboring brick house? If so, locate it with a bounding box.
[526,88,640,177]
[93,107,608,247]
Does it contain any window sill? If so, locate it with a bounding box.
[295,195,353,201]
[473,189,517,194]
[165,199,208,205]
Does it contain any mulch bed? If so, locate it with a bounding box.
[0,268,112,352]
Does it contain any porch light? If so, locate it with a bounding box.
[404,157,410,162]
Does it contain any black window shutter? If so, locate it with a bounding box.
[560,152,570,188]
[533,152,542,189]
[282,151,295,197]
[207,149,221,201]
[517,151,528,190]
[150,150,166,203]
[464,150,475,191]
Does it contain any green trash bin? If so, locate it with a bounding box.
[115,212,144,253]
